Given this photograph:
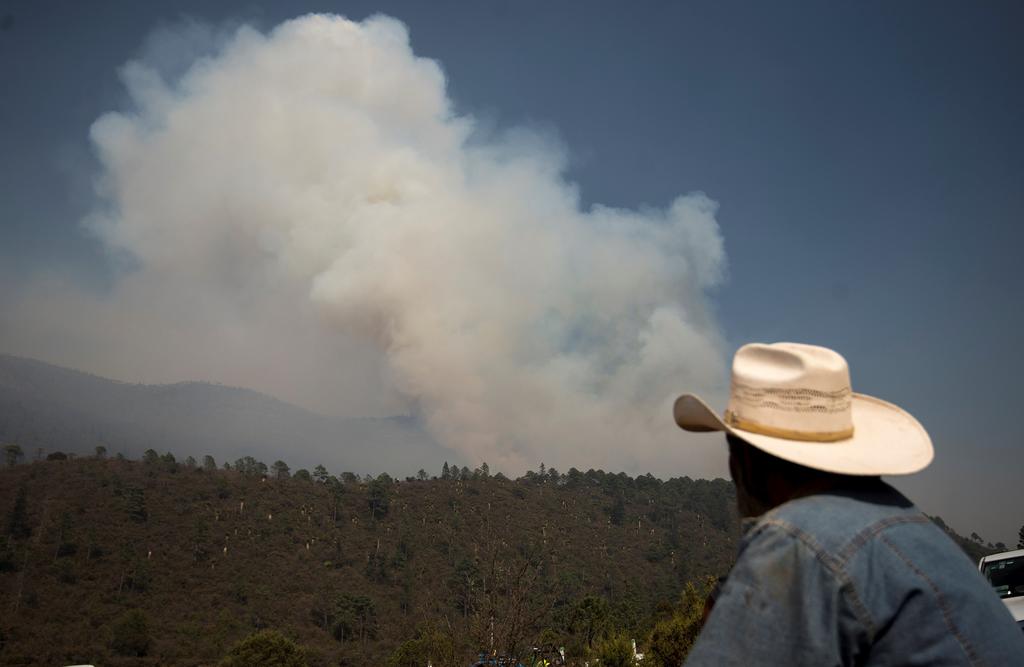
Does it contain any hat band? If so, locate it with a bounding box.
[724,410,854,442]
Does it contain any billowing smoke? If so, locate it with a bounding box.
[5,14,730,475]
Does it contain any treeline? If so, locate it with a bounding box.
[0,450,738,665]
[2,447,1007,666]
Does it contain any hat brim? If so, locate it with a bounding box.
[673,393,933,476]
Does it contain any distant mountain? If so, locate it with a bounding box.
[0,353,447,475]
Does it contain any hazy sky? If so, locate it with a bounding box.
[0,1,1021,544]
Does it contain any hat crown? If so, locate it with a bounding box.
[725,343,854,440]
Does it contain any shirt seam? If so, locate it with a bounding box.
[878,533,982,666]
[835,513,932,566]
[752,518,879,640]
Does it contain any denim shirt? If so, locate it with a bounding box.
[684,481,1024,666]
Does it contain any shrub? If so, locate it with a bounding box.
[219,629,309,667]
[110,609,151,656]
[594,632,634,667]
[647,577,715,666]
[386,624,456,667]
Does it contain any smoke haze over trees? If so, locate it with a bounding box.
[0,13,729,481]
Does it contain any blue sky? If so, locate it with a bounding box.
[0,1,1021,543]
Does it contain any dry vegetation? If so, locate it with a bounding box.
[0,455,739,665]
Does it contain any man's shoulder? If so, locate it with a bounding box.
[748,481,935,560]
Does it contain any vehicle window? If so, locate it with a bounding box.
[982,557,1024,599]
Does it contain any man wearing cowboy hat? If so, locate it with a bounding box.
[675,342,1024,665]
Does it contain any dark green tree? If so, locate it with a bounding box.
[313,464,329,483]
[272,460,291,480]
[110,609,151,656]
[234,457,268,477]
[124,486,148,523]
[442,461,451,480]
[449,557,479,617]
[417,468,428,481]
[4,443,24,467]
[203,455,217,471]
[184,455,197,469]
[1018,524,1024,550]
[191,518,210,563]
[570,595,610,649]
[54,511,76,558]
[333,594,378,646]
[293,468,312,482]
[325,475,345,522]
[160,451,178,472]
[219,630,309,667]
[648,577,716,666]
[480,461,490,478]
[6,486,30,539]
[368,475,391,520]
[94,445,107,459]
[608,496,626,526]
[142,449,159,465]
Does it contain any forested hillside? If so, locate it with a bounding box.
[0,456,738,666]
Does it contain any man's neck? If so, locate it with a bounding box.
[752,474,883,518]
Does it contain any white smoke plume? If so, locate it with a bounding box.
[5,14,730,475]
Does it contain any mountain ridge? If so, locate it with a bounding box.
[0,353,444,475]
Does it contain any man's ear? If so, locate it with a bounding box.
[728,435,770,518]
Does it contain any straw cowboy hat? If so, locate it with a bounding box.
[674,342,933,475]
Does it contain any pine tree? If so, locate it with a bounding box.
[368,477,390,520]
[4,443,24,467]
[6,486,30,539]
[442,461,450,480]
[272,460,291,480]
[203,455,217,471]
[125,487,148,523]
[1018,524,1024,550]
[326,476,344,523]
[313,464,329,483]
